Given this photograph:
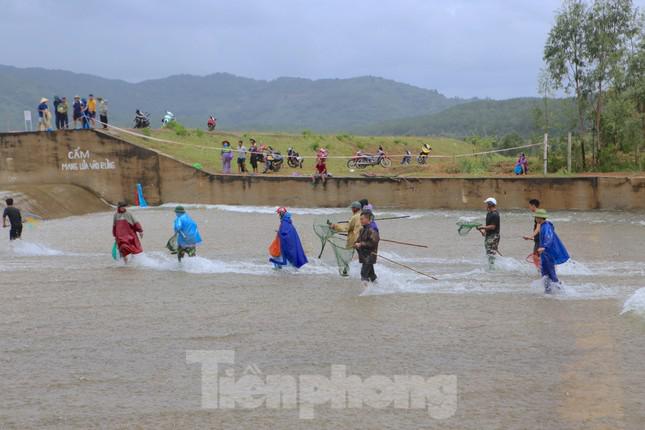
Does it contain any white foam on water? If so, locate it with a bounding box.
[621,288,645,316]
[127,251,338,277]
[129,252,269,275]
[528,278,619,300]
[556,260,594,276]
[157,203,422,219]
[158,203,347,216]
[11,241,65,256]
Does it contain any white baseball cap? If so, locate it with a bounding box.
[484,197,497,206]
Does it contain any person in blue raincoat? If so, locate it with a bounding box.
[173,205,202,261]
[270,207,308,269]
[535,209,570,293]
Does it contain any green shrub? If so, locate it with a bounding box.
[141,127,151,136]
[458,156,490,174]
[194,129,204,138]
[174,122,189,137]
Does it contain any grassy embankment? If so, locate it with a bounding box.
[113,126,520,176]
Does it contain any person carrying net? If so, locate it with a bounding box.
[329,201,363,276]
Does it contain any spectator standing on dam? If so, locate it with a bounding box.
[87,94,97,128]
[249,139,259,174]
[221,140,233,173]
[57,97,69,129]
[237,140,247,174]
[98,97,108,129]
[72,96,83,129]
[53,96,62,130]
[37,98,51,131]
[81,98,90,129]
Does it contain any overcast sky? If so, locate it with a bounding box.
[1,0,643,99]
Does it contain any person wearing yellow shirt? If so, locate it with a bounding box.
[330,201,363,276]
[87,94,97,128]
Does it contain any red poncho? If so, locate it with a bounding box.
[112,208,143,257]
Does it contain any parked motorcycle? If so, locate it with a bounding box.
[207,115,216,131]
[133,111,151,128]
[346,151,391,169]
[162,111,175,127]
[263,150,284,173]
[287,147,303,168]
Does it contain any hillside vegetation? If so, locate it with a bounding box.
[0,65,464,133]
[361,98,576,138]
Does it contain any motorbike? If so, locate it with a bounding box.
[346,151,391,169]
[287,148,303,168]
[133,112,151,129]
[263,151,284,173]
[207,116,216,131]
[162,111,175,127]
[417,144,432,164]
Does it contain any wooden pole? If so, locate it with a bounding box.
[567,132,572,173]
[543,133,548,175]
[374,253,438,280]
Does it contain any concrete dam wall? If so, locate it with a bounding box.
[1,130,644,214]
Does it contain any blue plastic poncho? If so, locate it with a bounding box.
[539,221,569,265]
[174,213,203,247]
[270,213,308,268]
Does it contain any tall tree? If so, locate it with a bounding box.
[584,0,638,165]
[537,68,555,134]
[624,16,645,167]
[544,0,590,169]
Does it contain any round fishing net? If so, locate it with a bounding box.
[456,221,482,236]
[313,218,355,276]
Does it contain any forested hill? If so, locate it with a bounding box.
[0,65,466,132]
[359,98,576,138]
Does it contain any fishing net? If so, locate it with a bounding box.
[313,219,355,276]
[456,221,482,236]
[166,233,178,254]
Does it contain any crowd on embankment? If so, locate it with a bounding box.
[36,94,108,131]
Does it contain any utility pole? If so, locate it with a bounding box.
[567,132,572,173]
[543,133,548,175]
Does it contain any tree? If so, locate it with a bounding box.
[544,0,590,169]
[584,0,638,165]
[537,68,555,133]
[624,17,645,167]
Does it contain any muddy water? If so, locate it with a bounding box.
[1,205,645,429]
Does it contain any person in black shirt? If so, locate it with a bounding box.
[354,210,380,284]
[478,197,500,269]
[523,199,541,270]
[3,198,23,241]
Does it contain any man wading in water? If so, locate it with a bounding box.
[478,197,500,269]
[3,198,22,241]
[354,210,380,285]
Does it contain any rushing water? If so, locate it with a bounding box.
[1,205,645,429]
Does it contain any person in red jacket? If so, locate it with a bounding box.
[112,202,144,263]
[312,158,328,184]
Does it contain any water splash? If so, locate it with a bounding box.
[11,241,65,256]
[621,288,645,317]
